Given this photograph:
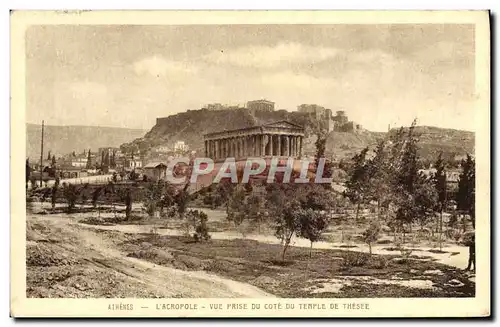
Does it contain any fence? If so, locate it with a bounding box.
[26,174,113,190]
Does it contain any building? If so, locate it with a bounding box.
[204,121,305,161]
[125,156,143,170]
[71,155,88,168]
[143,162,168,181]
[174,141,189,152]
[247,99,275,112]
[297,104,327,120]
[332,110,349,125]
[206,103,226,111]
[98,147,120,157]
[152,145,171,153]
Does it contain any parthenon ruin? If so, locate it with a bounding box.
[203,121,305,161]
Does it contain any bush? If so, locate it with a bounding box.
[362,221,381,255]
[342,252,370,268]
[371,256,389,269]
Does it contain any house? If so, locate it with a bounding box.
[58,165,88,179]
[125,156,143,170]
[143,162,168,181]
[174,141,189,152]
[71,155,88,168]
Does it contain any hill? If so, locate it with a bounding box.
[26,124,147,159]
[120,109,475,163]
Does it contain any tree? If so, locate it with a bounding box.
[213,180,235,210]
[91,186,103,217]
[63,183,79,213]
[194,211,211,242]
[414,173,438,231]
[297,209,328,258]
[245,194,265,232]
[158,181,176,218]
[86,150,92,169]
[391,120,421,242]
[314,131,333,183]
[345,147,370,221]
[51,155,56,167]
[432,152,447,250]
[185,209,210,241]
[174,183,191,221]
[80,183,89,208]
[274,199,302,261]
[143,181,164,218]
[26,158,31,186]
[457,154,475,229]
[362,221,381,255]
[226,185,247,235]
[129,169,138,181]
[118,188,133,220]
[366,141,391,219]
[47,151,51,161]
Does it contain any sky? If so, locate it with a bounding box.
[26,24,476,132]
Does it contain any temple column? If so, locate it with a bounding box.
[246,135,250,157]
[242,136,246,157]
[276,135,281,157]
[258,135,261,156]
[220,139,226,158]
[290,136,295,157]
[283,135,289,157]
[252,135,257,156]
[247,135,253,157]
[236,137,240,159]
[261,135,266,157]
[231,138,235,158]
[268,134,273,156]
[295,136,299,156]
[214,140,219,159]
[299,136,303,158]
[235,138,239,158]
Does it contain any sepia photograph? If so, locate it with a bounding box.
[10,10,490,317]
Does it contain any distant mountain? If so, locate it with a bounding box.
[26,124,147,159]
[120,108,475,163]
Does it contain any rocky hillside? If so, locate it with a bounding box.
[26,124,146,159]
[393,126,475,162]
[120,109,475,162]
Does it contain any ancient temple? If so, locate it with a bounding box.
[203,121,305,161]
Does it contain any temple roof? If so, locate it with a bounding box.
[204,120,304,140]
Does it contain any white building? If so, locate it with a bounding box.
[71,156,88,168]
[174,141,189,152]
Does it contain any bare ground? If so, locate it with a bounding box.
[26,210,475,298]
[26,214,274,298]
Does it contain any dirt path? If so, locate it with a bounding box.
[28,214,275,298]
[81,221,469,270]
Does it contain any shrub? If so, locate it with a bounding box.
[62,183,79,213]
[362,221,381,255]
[342,251,370,268]
[371,256,389,269]
[397,247,413,264]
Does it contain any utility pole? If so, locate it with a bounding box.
[39,120,44,187]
